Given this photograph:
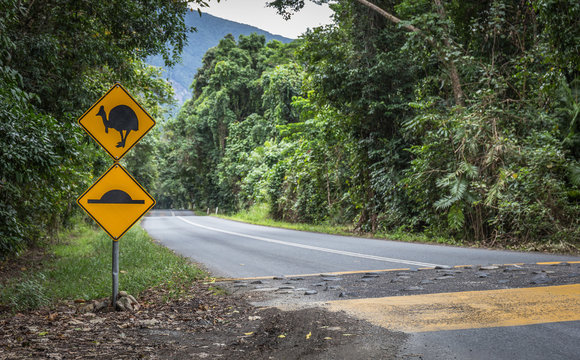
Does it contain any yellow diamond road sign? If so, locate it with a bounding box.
[78,83,155,161]
[77,164,155,240]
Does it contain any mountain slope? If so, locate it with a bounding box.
[148,12,293,105]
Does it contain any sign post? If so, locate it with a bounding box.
[76,83,156,308]
[112,241,119,308]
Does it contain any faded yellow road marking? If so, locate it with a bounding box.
[218,268,412,281]
[327,284,580,333]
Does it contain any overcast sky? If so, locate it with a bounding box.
[201,0,334,39]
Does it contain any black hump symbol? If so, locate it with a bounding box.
[88,190,145,204]
[96,105,139,148]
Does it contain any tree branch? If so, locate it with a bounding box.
[355,0,465,106]
[354,0,421,33]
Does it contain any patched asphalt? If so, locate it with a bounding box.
[217,261,580,307]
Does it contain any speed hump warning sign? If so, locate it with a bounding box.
[77,82,156,307]
[77,83,155,161]
[77,163,155,240]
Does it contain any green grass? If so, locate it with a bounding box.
[217,203,354,236]
[217,203,460,246]
[1,218,207,311]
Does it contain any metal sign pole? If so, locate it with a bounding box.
[112,240,119,309]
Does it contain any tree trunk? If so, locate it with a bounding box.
[355,0,465,106]
[432,0,465,106]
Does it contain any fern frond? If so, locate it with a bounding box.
[569,163,580,187]
[448,203,465,231]
[434,196,454,210]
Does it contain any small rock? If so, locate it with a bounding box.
[435,265,452,270]
[327,285,342,290]
[273,276,285,280]
[250,280,266,284]
[397,276,411,279]
[116,297,132,311]
[530,275,553,285]
[480,266,499,270]
[357,279,372,283]
[568,273,579,278]
[544,270,555,274]
[295,288,309,292]
[248,316,262,321]
[362,274,379,279]
[250,287,279,292]
[504,267,525,272]
[127,295,138,305]
[396,272,410,277]
[420,280,434,285]
[438,270,461,274]
[435,276,453,280]
[290,277,305,281]
[234,283,248,288]
[476,272,489,278]
[338,292,354,298]
[313,282,326,287]
[305,290,318,295]
[320,273,338,277]
[115,293,139,312]
[403,286,424,291]
[278,285,295,290]
[390,278,404,283]
[322,277,343,282]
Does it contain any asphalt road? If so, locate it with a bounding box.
[142,210,580,360]
[141,210,578,278]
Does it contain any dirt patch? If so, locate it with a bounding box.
[0,281,406,359]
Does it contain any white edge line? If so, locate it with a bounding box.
[176,216,443,268]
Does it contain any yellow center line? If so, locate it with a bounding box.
[327,284,580,333]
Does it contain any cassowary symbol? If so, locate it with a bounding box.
[96,105,139,148]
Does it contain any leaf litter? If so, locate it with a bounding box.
[1,281,406,359]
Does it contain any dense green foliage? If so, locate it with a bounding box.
[159,0,579,250]
[1,0,578,256]
[0,0,210,257]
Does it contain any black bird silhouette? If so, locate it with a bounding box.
[96,105,139,148]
